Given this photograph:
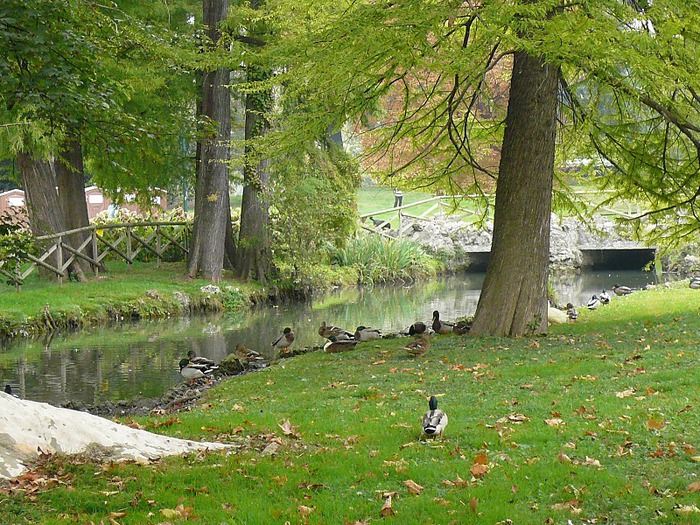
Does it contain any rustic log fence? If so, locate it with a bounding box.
[0,221,190,288]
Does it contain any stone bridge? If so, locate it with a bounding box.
[360,196,655,272]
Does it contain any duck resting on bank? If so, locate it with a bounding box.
[599,289,612,304]
[323,336,358,353]
[318,321,354,340]
[354,326,382,342]
[405,336,430,358]
[179,357,217,383]
[587,295,601,310]
[566,303,578,321]
[612,284,634,296]
[432,310,456,335]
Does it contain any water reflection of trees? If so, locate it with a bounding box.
[1,270,659,405]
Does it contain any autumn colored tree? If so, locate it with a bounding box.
[269,0,700,336]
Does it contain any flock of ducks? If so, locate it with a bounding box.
[176,277,700,438]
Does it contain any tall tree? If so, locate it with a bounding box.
[268,0,700,336]
[187,0,232,282]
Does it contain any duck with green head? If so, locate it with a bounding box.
[422,395,448,438]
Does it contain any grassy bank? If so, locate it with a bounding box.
[2,284,700,523]
[0,262,266,339]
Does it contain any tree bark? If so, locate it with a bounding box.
[470,51,560,337]
[187,0,231,282]
[55,137,91,279]
[17,151,81,280]
[235,63,275,283]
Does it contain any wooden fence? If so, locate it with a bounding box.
[360,191,644,238]
[0,221,190,288]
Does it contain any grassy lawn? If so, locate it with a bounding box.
[3,283,700,524]
[0,262,262,333]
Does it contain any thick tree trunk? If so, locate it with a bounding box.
[55,137,90,279]
[187,0,231,282]
[235,64,275,283]
[470,52,560,337]
[17,151,78,280]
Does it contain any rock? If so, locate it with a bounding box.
[0,391,229,480]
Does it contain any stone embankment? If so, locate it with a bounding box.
[401,213,659,272]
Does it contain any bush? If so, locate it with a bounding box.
[329,234,441,285]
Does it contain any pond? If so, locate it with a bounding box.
[0,269,663,406]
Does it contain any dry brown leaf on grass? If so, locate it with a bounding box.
[403,479,424,495]
[380,494,396,517]
[442,475,469,488]
[298,505,315,520]
[646,417,666,430]
[675,504,700,514]
[279,419,301,438]
[615,388,636,398]
[545,418,565,428]
[159,504,194,519]
[687,482,700,493]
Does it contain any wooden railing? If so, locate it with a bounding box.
[360,191,645,238]
[0,221,190,287]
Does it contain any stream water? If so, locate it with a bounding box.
[0,269,663,405]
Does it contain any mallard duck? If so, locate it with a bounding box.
[689,277,700,289]
[587,295,601,310]
[187,350,216,368]
[408,321,428,336]
[369,216,391,230]
[272,327,295,351]
[599,289,611,304]
[179,357,216,382]
[432,310,455,335]
[323,336,358,353]
[405,336,430,357]
[236,343,264,365]
[452,320,471,335]
[612,284,633,296]
[355,326,382,342]
[422,395,448,438]
[4,384,18,397]
[318,321,354,340]
[566,303,578,321]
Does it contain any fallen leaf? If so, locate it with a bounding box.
[557,451,572,463]
[646,417,666,430]
[688,482,700,493]
[474,452,488,465]
[380,495,396,517]
[470,463,489,478]
[372,360,386,365]
[675,504,700,514]
[470,498,478,512]
[616,388,636,398]
[545,418,565,428]
[403,479,424,495]
[279,419,301,438]
[298,505,315,518]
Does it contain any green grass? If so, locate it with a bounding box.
[0,261,261,336]
[4,283,700,524]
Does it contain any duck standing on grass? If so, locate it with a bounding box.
[355,326,382,342]
[432,310,455,335]
[566,303,578,321]
[272,327,295,352]
[689,277,700,289]
[422,395,448,439]
[600,289,611,304]
[587,295,601,310]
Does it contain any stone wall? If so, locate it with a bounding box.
[400,213,653,272]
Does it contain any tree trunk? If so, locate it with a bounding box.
[55,137,91,279]
[470,51,560,337]
[187,0,231,282]
[17,152,75,280]
[235,63,275,283]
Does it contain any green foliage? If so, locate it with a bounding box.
[0,212,35,286]
[270,140,360,273]
[330,234,441,285]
